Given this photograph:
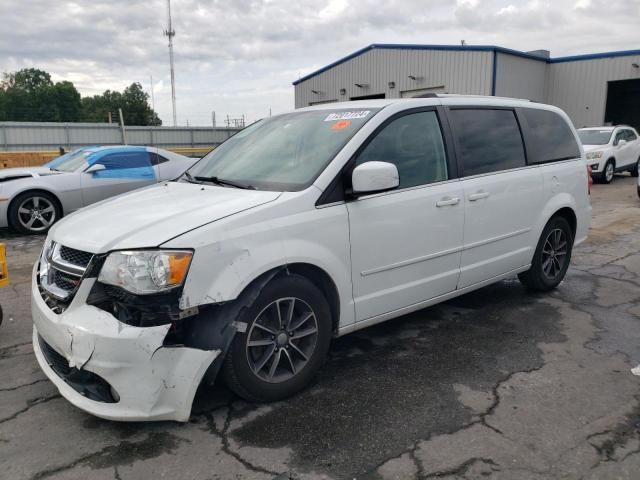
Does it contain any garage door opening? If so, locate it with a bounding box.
[350,93,385,101]
[605,79,640,131]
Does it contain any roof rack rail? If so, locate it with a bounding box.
[413,93,439,98]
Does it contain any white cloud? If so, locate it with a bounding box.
[0,0,638,125]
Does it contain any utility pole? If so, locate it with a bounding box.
[118,108,127,145]
[149,74,156,115]
[211,111,216,127]
[164,0,177,126]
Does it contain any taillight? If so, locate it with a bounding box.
[587,165,593,195]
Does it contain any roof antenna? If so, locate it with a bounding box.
[461,40,466,46]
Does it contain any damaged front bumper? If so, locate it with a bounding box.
[31,271,219,422]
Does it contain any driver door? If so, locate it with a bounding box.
[80,150,157,206]
[347,109,464,322]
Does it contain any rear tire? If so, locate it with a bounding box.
[518,216,573,292]
[222,274,332,402]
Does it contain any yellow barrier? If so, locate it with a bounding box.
[0,243,8,288]
[0,146,214,169]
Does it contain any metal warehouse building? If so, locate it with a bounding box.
[293,44,640,130]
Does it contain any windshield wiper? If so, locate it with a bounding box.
[193,175,256,190]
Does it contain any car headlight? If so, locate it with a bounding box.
[586,151,603,160]
[98,250,193,295]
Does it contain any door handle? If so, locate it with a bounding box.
[436,196,460,207]
[468,191,490,201]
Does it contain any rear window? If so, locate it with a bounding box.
[523,109,580,163]
[449,109,526,176]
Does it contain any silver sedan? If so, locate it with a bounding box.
[0,146,197,234]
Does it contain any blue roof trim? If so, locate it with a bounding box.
[549,49,640,63]
[293,44,640,85]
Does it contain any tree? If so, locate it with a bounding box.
[80,83,161,126]
[50,81,81,122]
[0,69,160,125]
[0,68,82,122]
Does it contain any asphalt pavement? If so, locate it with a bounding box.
[1,176,639,480]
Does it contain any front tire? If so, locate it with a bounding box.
[8,191,61,234]
[630,158,639,178]
[601,160,615,184]
[518,216,573,291]
[222,274,332,402]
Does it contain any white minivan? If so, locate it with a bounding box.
[32,96,591,421]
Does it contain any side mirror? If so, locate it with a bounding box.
[352,161,399,195]
[617,139,627,147]
[85,163,106,174]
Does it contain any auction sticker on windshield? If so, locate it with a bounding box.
[324,111,371,122]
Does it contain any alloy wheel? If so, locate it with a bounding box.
[246,297,319,384]
[605,162,614,183]
[541,228,568,280]
[17,196,56,232]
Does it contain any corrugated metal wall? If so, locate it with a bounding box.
[295,48,493,108]
[494,53,547,102]
[294,47,640,130]
[0,122,240,151]
[547,55,640,128]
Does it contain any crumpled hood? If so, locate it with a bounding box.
[49,181,281,253]
[0,166,61,181]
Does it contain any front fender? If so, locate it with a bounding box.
[3,176,83,216]
[166,202,355,329]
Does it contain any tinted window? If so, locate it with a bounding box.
[522,108,580,163]
[614,131,626,145]
[150,153,170,166]
[449,109,526,176]
[625,129,637,141]
[355,111,448,189]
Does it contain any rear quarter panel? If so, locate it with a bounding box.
[536,159,591,248]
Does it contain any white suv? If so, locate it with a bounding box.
[32,96,591,422]
[578,125,640,183]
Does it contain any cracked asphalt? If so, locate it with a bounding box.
[1,176,640,480]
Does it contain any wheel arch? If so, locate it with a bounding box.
[239,262,341,333]
[552,206,577,240]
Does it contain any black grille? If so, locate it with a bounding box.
[52,269,81,292]
[38,335,71,375]
[59,246,93,268]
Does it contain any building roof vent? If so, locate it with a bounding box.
[526,49,550,59]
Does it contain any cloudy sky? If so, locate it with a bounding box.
[0,0,638,126]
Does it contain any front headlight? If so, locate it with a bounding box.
[98,250,193,295]
[586,151,603,160]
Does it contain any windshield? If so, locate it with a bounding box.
[578,130,613,146]
[185,108,380,191]
[45,148,92,172]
